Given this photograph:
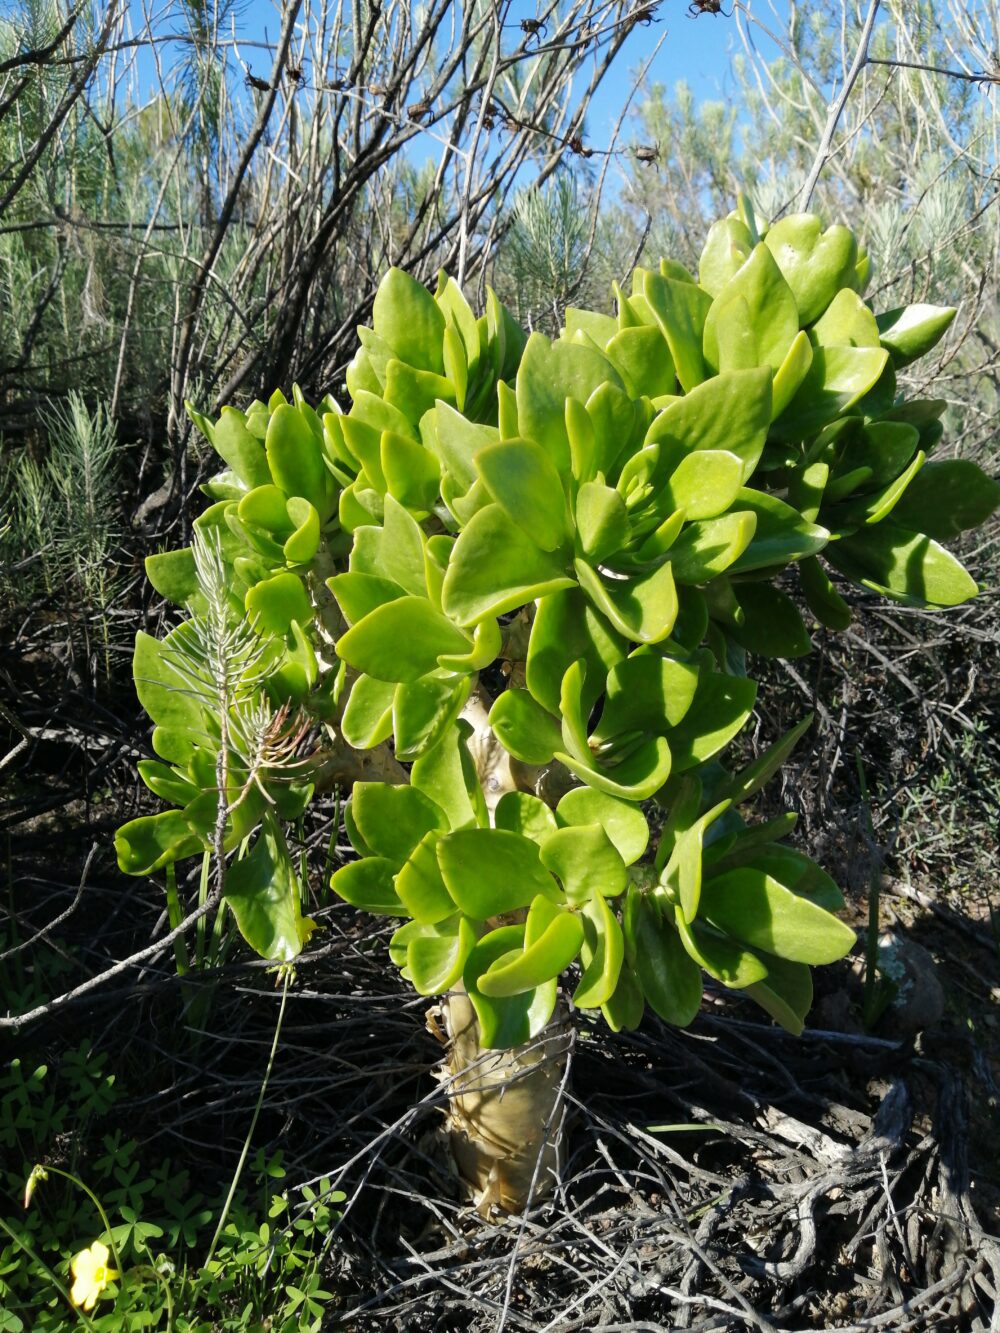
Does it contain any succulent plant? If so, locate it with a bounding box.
[119,200,998,1048]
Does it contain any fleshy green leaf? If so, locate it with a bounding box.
[876,304,956,368]
[225,818,314,961]
[488,688,563,765]
[631,892,703,1026]
[516,333,622,471]
[729,489,829,573]
[330,856,404,915]
[246,572,313,635]
[350,494,427,596]
[825,521,978,607]
[393,673,471,761]
[661,450,744,520]
[643,272,713,392]
[265,405,332,515]
[494,791,559,845]
[799,556,852,630]
[328,571,406,625]
[145,548,199,609]
[573,891,625,1008]
[811,288,880,349]
[604,325,676,399]
[698,215,754,296]
[746,845,844,912]
[349,782,448,866]
[667,511,757,584]
[526,587,626,717]
[644,367,772,482]
[675,914,768,989]
[476,905,584,997]
[556,787,649,865]
[668,671,757,772]
[381,430,441,512]
[115,810,202,875]
[410,723,484,831]
[774,346,889,440]
[475,438,569,551]
[132,630,205,739]
[593,652,699,736]
[703,243,799,373]
[763,214,858,325]
[402,914,478,995]
[442,503,574,625]
[699,869,856,964]
[600,960,645,1032]
[730,583,812,658]
[372,268,446,374]
[137,759,199,807]
[395,831,456,923]
[661,799,731,923]
[574,557,679,644]
[540,824,628,903]
[890,459,1000,541]
[463,925,558,1048]
[744,955,814,1035]
[437,828,560,918]
[556,735,672,802]
[210,406,273,489]
[771,331,813,420]
[575,481,630,562]
[336,596,471,682]
[340,674,396,749]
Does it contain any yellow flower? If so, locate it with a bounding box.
[69,1240,119,1311]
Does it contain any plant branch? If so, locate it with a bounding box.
[798,0,881,211]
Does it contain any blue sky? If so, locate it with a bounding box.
[584,1,778,140]
[128,0,789,141]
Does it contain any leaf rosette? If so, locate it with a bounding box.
[116,200,998,1038]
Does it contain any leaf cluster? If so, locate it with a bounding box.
[118,199,999,1048]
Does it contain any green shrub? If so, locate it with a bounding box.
[116,199,999,1048]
